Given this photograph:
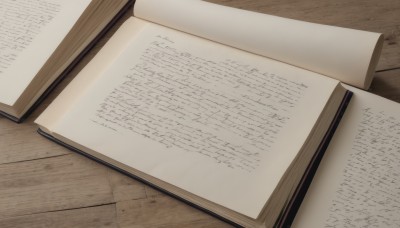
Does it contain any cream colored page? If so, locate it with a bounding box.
[293,86,400,227]
[51,21,339,218]
[36,18,147,131]
[134,0,382,89]
[0,0,91,106]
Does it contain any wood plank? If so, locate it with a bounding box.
[370,69,400,102]
[107,168,147,202]
[0,154,114,218]
[0,204,117,228]
[206,0,400,71]
[108,167,233,226]
[0,121,68,164]
[116,196,232,228]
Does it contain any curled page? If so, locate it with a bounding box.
[134,0,383,89]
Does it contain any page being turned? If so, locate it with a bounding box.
[50,20,340,218]
[0,0,91,106]
[293,86,400,227]
[134,0,383,89]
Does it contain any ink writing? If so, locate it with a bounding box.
[0,0,61,75]
[326,107,400,227]
[92,35,309,172]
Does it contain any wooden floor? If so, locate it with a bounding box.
[1,0,399,227]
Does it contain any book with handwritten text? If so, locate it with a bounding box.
[0,0,133,122]
[292,85,400,228]
[35,0,389,227]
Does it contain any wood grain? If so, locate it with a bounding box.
[116,197,231,228]
[0,121,68,165]
[0,154,113,219]
[0,0,399,227]
[0,204,117,228]
[370,69,400,102]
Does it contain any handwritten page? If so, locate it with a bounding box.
[93,35,309,173]
[0,0,91,106]
[0,0,60,75]
[293,86,400,227]
[50,19,340,218]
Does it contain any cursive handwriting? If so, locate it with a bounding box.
[326,107,400,227]
[0,0,61,75]
[92,35,309,172]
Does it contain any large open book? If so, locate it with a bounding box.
[0,0,133,122]
[35,0,383,227]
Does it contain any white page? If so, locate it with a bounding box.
[293,86,400,227]
[0,0,91,106]
[48,20,340,218]
[35,18,148,131]
[134,0,383,89]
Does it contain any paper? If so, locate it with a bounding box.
[293,86,400,227]
[0,0,91,105]
[134,0,383,89]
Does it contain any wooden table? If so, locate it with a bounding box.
[1,1,399,227]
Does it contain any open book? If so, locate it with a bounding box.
[0,0,133,122]
[292,86,400,227]
[35,0,383,227]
